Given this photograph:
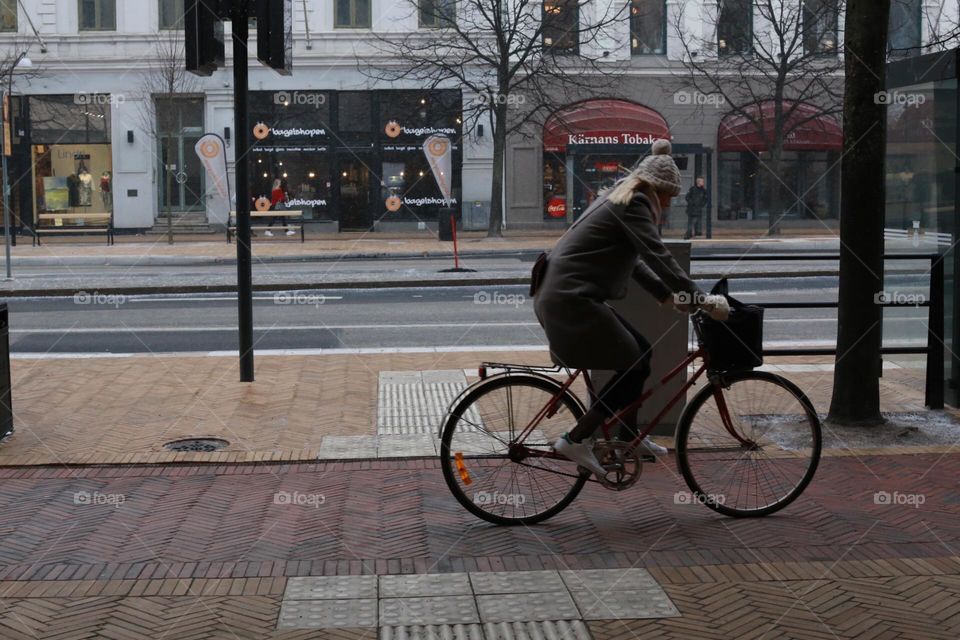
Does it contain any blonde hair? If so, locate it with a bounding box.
[602,171,658,207]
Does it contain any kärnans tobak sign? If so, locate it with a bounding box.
[566,132,660,146]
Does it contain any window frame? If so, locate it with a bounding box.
[335,0,372,29]
[630,0,667,56]
[0,0,17,32]
[419,0,456,28]
[888,0,923,54]
[78,0,117,31]
[542,0,579,55]
[802,0,840,56]
[716,0,753,57]
[158,0,183,31]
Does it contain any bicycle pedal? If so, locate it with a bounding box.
[639,454,656,463]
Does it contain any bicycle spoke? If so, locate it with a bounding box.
[679,373,820,516]
[442,376,586,523]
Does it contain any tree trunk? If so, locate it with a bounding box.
[766,142,783,235]
[487,104,507,238]
[827,0,891,425]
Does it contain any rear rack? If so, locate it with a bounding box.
[478,362,568,379]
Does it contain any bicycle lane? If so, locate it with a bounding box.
[0,452,957,639]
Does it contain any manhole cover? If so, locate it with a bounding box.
[163,438,229,452]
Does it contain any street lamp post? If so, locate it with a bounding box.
[1,53,32,280]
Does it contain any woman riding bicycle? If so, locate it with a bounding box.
[533,139,730,476]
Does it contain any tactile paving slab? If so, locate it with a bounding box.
[379,573,472,597]
[277,598,378,629]
[380,595,480,626]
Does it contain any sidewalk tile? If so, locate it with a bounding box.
[285,575,378,600]
[278,598,378,629]
[476,591,578,623]
[379,595,479,626]
[560,568,661,592]
[571,588,680,620]
[470,571,565,594]
[379,573,471,597]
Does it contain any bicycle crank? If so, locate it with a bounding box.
[593,440,643,491]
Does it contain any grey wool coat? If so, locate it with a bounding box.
[533,191,703,370]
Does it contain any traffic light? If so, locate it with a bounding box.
[256,0,293,75]
[185,0,225,76]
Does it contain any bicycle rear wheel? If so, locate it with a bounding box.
[676,371,821,517]
[439,374,587,525]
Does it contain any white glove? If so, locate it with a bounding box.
[699,294,730,321]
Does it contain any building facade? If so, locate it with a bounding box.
[0,0,956,233]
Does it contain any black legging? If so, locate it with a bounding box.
[571,309,653,441]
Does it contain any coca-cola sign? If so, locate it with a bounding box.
[546,197,566,218]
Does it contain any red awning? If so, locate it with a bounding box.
[717,102,842,152]
[543,99,670,152]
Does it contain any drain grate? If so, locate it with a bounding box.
[163,438,229,452]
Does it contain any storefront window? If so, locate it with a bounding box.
[802,0,839,56]
[717,0,752,56]
[250,91,334,221]
[28,95,113,226]
[543,0,578,54]
[888,0,922,56]
[249,89,462,228]
[79,0,116,31]
[420,0,455,28]
[159,0,183,29]
[379,90,461,223]
[630,0,666,55]
[253,149,334,221]
[335,0,371,28]
[0,0,16,31]
[717,150,840,220]
[542,154,567,220]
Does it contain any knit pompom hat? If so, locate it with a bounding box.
[634,139,682,196]
[605,139,681,205]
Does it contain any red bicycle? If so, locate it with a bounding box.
[439,311,822,525]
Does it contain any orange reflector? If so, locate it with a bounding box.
[454,452,472,485]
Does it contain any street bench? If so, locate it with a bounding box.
[227,210,305,242]
[33,213,114,246]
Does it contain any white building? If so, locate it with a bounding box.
[0,0,955,234]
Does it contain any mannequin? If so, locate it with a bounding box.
[100,171,112,209]
[77,160,92,207]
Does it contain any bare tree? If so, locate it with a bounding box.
[670,0,845,233]
[828,0,890,425]
[135,30,200,243]
[364,0,628,237]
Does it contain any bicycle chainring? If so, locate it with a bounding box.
[593,440,642,491]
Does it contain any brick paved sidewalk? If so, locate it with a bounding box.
[0,451,956,638]
[1,352,948,466]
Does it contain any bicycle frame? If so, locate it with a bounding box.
[507,317,755,461]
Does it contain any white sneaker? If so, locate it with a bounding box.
[264,230,274,237]
[285,229,296,236]
[639,437,669,456]
[553,434,607,476]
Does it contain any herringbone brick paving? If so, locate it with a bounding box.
[0,452,957,637]
[2,353,941,466]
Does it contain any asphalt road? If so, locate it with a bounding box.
[5,275,930,355]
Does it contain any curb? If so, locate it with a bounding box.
[0,269,856,298]
[2,248,544,268]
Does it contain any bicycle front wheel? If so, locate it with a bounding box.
[676,371,821,517]
[439,374,587,525]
